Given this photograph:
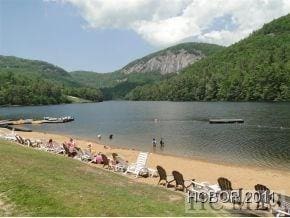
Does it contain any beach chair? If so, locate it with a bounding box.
[101,154,112,170]
[62,143,77,157]
[15,135,25,145]
[274,194,290,217]
[77,148,93,162]
[254,184,272,210]
[218,177,242,208]
[3,130,17,141]
[112,153,118,159]
[83,149,94,160]
[156,165,174,187]
[51,143,65,154]
[125,152,149,177]
[24,138,40,148]
[171,170,194,192]
[115,158,128,172]
[111,153,128,172]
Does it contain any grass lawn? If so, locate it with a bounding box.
[0,140,228,216]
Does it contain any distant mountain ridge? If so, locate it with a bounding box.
[70,42,224,100]
[0,56,103,105]
[127,14,290,102]
[0,55,77,86]
[120,42,225,75]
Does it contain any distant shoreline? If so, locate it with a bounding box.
[1,100,290,108]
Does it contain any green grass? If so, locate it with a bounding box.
[0,140,227,216]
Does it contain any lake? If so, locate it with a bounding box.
[1,101,290,170]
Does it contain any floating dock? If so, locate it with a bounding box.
[209,119,244,124]
[0,116,74,132]
[0,117,74,126]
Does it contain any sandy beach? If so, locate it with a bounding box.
[2,128,290,195]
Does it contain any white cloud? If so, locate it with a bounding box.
[49,0,290,46]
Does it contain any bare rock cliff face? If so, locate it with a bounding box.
[121,49,204,75]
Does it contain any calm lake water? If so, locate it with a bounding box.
[1,101,290,170]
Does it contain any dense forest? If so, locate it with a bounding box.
[127,14,290,101]
[71,42,224,100]
[72,71,174,100]
[1,14,289,105]
[0,56,103,106]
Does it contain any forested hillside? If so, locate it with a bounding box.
[127,14,290,101]
[71,71,174,100]
[0,56,103,105]
[2,14,289,105]
[71,42,223,100]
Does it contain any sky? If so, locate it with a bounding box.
[0,0,290,73]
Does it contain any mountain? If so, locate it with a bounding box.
[127,14,290,102]
[120,42,225,75]
[71,42,224,99]
[0,55,77,86]
[71,71,173,100]
[0,56,103,106]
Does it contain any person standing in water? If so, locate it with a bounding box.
[152,138,157,148]
[160,138,165,149]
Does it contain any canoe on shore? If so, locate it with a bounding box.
[209,118,244,124]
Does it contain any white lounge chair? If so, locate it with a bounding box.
[124,152,150,177]
[274,194,290,217]
[1,129,17,141]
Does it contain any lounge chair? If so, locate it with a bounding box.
[170,170,194,192]
[3,130,17,141]
[83,149,94,160]
[112,153,128,172]
[254,184,272,210]
[24,138,40,148]
[51,143,65,154]
[124,152,150,177]
[156,165,174,187]
[62,143,77,157]
[75,148,93,162]
[218,177,242,208]
[274,194,290,217]
[101,154,112,170]
[15,135,25,145]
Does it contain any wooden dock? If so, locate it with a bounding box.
[209,118,244,124]
[0,116,74,132]
[0,117,74,126]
